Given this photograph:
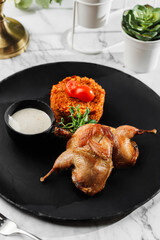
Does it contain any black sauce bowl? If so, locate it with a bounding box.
[4,100,55,143]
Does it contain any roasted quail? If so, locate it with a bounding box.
[40,124,156,195]
[111,125,156,168]
[41,124,114,196]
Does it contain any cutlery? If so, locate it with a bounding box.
[0,213,42,240]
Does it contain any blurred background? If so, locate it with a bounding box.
[3,0,159,16]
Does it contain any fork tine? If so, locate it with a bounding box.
[0,213,42,240]
[0,220,3,226]
[0,213,7,221]
[0,213,7,226]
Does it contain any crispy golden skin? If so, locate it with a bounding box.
[111,125,156,168]
[41,124,114,196]
[40,124,156,195]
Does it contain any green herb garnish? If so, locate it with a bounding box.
[59,105,97,133]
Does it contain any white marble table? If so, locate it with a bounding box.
[1,1,160,240]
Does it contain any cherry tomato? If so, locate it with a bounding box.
[74,85,95,102]
[65,80,78,98]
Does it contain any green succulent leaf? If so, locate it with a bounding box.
[122,4,160,41]
[152,34,160,40]
[15,0,63,9]
[122,26,134,38]
[36,0,50,8]
[141,31,158,39]
[150,24,160,32]
[14,0,33,9]
[54,0,63,4]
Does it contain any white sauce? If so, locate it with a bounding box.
[9,108,51,135]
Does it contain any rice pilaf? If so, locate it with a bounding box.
[50,76,105,124]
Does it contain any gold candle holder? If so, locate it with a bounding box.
[0,0,29,59]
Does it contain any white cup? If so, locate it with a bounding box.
[76,0,113,29]
[122,29,160,73]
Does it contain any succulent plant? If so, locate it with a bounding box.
[122,5,160,41]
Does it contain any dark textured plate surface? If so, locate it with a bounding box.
[0,62,160,221]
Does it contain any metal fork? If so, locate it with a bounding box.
[0,213,42,240]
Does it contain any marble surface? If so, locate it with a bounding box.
[1,1,160,240]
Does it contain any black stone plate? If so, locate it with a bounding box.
[0,62,160,221]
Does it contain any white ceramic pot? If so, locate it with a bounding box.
[122,29,160,73]
[76,0,113,29]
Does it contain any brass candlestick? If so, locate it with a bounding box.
[0,0,29,59]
